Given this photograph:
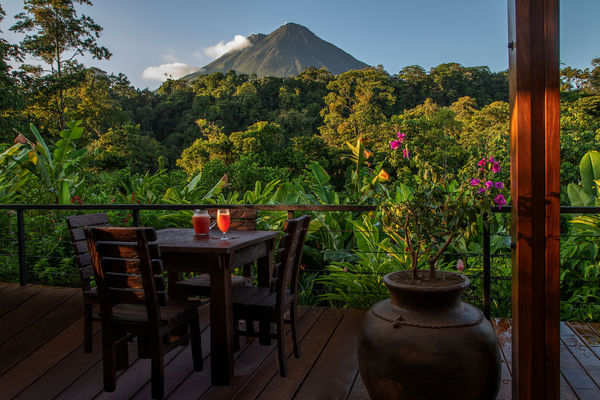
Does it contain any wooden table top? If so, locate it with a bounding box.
[155,228,279,254]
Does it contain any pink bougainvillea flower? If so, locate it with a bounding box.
[477,158,487,167]
[403,148,410,159]
[470,178,480,186]
[495,182,505,189]
[494,194,507,208]
[485,181,494,189]
[478,187,487,194]
[396,132,406,142]
[491,162,501,174]
[488,157,496,163]
[456,259,465,272]
[390,140,402,149]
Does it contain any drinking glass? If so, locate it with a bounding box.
[216,209,231,240]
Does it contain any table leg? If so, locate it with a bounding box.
[256,239,274,345]
[167,271,183,300]
[210,255,234,386]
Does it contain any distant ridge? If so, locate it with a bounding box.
[182,23,369,79]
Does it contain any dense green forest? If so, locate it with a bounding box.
[2,1,600,319]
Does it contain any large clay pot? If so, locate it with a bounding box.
[358,270,501,400]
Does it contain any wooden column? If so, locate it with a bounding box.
[508,0,560,399]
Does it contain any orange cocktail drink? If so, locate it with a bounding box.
[216,209,230,240]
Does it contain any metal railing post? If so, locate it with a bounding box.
[483,215,491,319]
[17,207,26,286]
[132,208,140,227]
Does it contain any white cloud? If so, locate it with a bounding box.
[203,34,251,59]
[141,62,202,82]
[161,50,178,63]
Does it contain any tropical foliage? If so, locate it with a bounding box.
[1,1,600,320]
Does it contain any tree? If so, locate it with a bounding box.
[63,67,131,140]
[88,125,165,173]
[319,67,395,148]
[176,120,233,175]
[11,0,111,130]
[0,5,25,141]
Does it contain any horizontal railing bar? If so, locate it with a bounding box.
[492,206,600,214]
[0,204,376,212]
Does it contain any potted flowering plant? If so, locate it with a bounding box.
[357,132,504,400]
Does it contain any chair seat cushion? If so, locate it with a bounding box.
[232,286,294,311]
[176,274,251,291]
[110,303,192,325]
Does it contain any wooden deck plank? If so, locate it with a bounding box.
[90,342,186,400]
[0,284,41,318]
[346,372,369,400]
[570,322,600,362]
[0,293,82,375]
[13,331,103,400]
[193,307,322,400]
[560,374,580,400]
[53,339,140,400]
[75,304,210,400]
[496,353,512,400]
[0,286,78,345]
[560,340,600,399]
[233,308,343,400]
[5,284,600,400]
[0,318,99,399]
[492,318,513,375]
[292,309,365,400]
[570,323,600,346]
[130,327,211,400]
[254,308,349,400]
[161,306,270,400]
[561,322,600,390]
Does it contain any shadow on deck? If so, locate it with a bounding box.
[0,283,599,399]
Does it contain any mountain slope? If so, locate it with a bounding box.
[184,23,369,79]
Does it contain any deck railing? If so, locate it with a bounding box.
[1,203,598,319]
[0,203,375,287]
[484,206,600,319]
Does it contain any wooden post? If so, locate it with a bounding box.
[508,0,560,399]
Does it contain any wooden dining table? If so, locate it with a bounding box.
[155,228,279,386]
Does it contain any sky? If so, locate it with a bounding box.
[2,0,599,90]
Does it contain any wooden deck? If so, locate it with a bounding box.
[0,283,599,399]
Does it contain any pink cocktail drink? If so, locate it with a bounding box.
[193,210,210,235]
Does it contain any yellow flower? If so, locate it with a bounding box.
[377,169,389,181]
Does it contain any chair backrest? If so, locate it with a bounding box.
[66,213,110,291]
[85,227,165,326]
[66,214,166,300]
[208,209,258,231]
[272,215,311,309]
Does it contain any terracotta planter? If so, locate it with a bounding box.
[358,270,501,400]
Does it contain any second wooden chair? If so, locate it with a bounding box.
[231,215,311,377]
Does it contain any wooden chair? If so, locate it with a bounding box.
[175,208,258,297]
[66,213,167,353]
[85,226,202,399]
[66,213,110,353]
[231,215,311,377]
